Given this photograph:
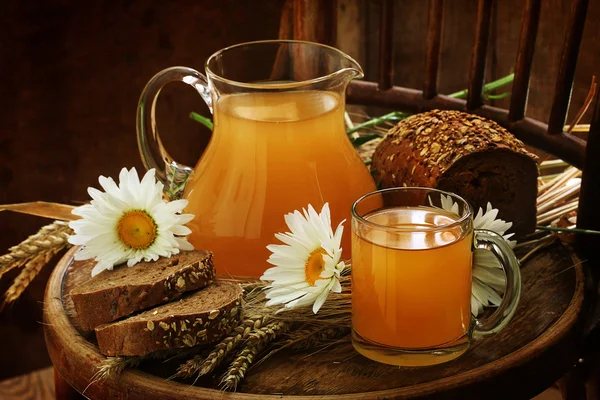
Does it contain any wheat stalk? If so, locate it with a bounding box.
[537,200,579,225]
[253,325,351,369]
[0,221,72,279]
[285,326,350,351]
[174,315,270,379]
[220,321,288,391]
[519,236,557,264]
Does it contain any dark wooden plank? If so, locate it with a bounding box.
[378,0,482,95]
[337,0,368,70]
[54,369,85,400]
[423,0,445,99]
[467,0,493,110]
[576,89,600,260]
[547,0,590,134]
[277,0,293,40]
[377,0,395,90]
[508,0,542,122]
[292,0,337,45]
[0,367,55,400]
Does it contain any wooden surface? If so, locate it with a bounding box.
[0,367,559,400]
[43,244,586,399]
[0,367,54,400]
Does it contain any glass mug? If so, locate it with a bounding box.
[351,187,521,366]
[137,40,376,278]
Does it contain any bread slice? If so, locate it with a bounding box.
[372,110,538,238]
[70,250,215,331]
[95,281,243,356]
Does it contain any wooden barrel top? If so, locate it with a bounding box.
[44,244,586,399]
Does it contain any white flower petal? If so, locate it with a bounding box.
[175,238,194,251]
[312,282,332,313]
[436,196,516,316]
[171,225,192,236]
[69,167,196,276]
[262,203,344,313]
[177,213,195,225]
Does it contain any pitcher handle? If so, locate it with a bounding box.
[472,229,522,338]
[136,66,212,199]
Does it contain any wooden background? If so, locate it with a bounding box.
[0,0,598,379]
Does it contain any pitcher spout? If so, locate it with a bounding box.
[338,57,364,82]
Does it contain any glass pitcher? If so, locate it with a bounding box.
[137,40,377,277]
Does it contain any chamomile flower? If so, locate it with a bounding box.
[261,203,345,314]
[437,195,516,316]
[68,167,194,276]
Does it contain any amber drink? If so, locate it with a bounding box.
[184,90,376,277]
[136,41,375,278]
[351,188,522,366]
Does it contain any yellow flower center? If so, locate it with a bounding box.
[116,210,157,249]
[305,248,327,286]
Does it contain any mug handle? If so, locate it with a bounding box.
[136,66,212,199]
[472,229,522,338]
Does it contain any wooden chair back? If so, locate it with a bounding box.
[283,0,599,256]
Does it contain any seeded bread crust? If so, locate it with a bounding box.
[70,250,215,331]
[95,282,243,356]
[372,110,539,238]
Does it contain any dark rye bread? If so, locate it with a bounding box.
[95,281,243,356]
[372,110,539,238]
[70,250,215,331]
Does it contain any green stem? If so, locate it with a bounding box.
[448,73,515,99]
[190,112,214,130]
[350,133,383,147]
[347,73,515,137]
[536,226,600,236]
[347,111,408,135]
[484,92,511,100]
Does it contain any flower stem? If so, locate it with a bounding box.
[536,226,600,235]
[189,112,214,130]
[350,133,383,147]
[347,73,515,137]
[346,111,408,135]
[447,73,515,99]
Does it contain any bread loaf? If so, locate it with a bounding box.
[372,110,538,238]
[70,250,215,331]
[95,281,243,356]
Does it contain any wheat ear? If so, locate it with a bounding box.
[0,221,72,279]
[174,315,270,379]
[94,347,202,385]
[220,321,288,391]
[2,246,63,307]
[92,357,142,384]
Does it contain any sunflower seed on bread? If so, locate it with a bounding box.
[70,250,215,331]
[95,281,243,356]
[372,110,538,238]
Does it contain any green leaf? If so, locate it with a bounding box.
[190,112,214,130]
